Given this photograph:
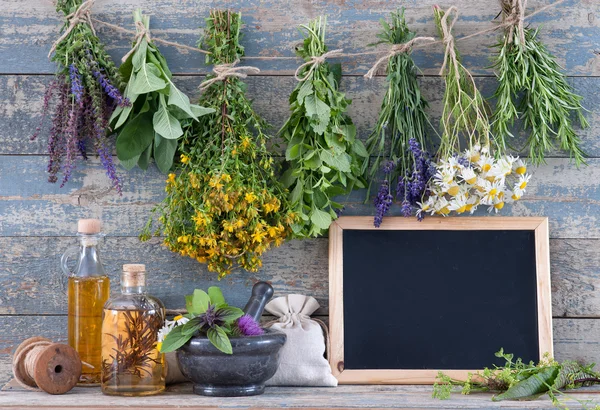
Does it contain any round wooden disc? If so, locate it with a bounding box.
[12,337,52,390]
[33,343,82,395]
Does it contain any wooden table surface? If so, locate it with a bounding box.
[2,380,600,409]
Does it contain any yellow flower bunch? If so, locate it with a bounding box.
[142,10,296,278]
[418,145,531,218]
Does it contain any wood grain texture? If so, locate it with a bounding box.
[4,75,598,156]
[2,156,600,239]
[0,0,597,76]
[2,382,600,409]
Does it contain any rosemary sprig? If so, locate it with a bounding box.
[433,6,492,158]
[492,1,588,166]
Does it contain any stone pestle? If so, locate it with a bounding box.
[243,282,274,322]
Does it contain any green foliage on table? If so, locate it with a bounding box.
[279,16,368,238]
[112,9,213,173]
[160,287,244,355]
[433,348,600,407]
[492,2,588,166]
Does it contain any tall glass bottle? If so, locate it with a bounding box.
[101,264,166,396]
[62,219,110,385]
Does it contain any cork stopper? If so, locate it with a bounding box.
[122,264,146,287]
[77,219,101,234]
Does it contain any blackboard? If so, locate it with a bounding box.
[328,216,552,384]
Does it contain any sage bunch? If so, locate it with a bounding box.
[143,10,294,279]
[280,17,368,238]
[112,10,213,173]
[433,5,492,158]
[32,0,129,192]
[492,0,588,165]
[364,9,434,225]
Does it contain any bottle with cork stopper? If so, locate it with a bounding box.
[61,218,110,385]
[101,264,166,396]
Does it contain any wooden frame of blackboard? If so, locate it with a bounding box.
[328,216,552,384]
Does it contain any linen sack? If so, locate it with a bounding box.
[265,294,337,386]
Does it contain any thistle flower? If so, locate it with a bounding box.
[235,314,264,337]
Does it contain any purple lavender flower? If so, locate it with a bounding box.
[69,64,84,104]
[93,70,130,107]
[382,160,396,175]
[60,107,80,187]
[374,180,393,228]
[334,206,345,217]
[31,79,58,141]
[401,200,412,217]
[236,314,264,336]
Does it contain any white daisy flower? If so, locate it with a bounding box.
[513,158,527,175]
[449,195,469,214]
[460,167,477,185]
[517,174,531,190]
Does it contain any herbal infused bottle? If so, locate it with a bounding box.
[101,264,166,396]
[62,219,110,385]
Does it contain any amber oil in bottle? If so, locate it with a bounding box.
[63,219,110,385]
[101,264,166,396]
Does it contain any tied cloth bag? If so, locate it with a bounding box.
[265,294,337,386]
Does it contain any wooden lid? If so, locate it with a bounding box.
[77,219,101,234]
[122,264,146,287]
[33,343,81,395]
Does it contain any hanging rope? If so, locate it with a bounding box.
[364,37,436,79]
[199,59,261,90]
[120,20,152,63]
[438,6,461,80]
[48,0,96,58]
[294,49,344,81]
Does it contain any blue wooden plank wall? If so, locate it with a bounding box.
[0,0,599,383]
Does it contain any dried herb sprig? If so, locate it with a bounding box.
[492,0,588,166]
[112,9,213,173]
[364,9,434,225]
[433,6,492,158]
[101,309,165,384]
[433,349,600,408]
[280,16,368,238]
[143,10,294,278]
[32,0,130,192]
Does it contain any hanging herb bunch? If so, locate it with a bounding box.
[434,349,600,407]
[364,9,435,226]
[280,16,368,238]
[112,9,213,173]
[492,0,588,166]
[142,10,295,278]
[32,0,130,192]
[418,6,531,218]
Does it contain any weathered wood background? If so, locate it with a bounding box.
[0,0,599,385]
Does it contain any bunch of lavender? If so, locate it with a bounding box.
[374,138,434,226]
[32,0,130,192]
[364,10,433,227]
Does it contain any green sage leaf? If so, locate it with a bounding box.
[116,112,154,161]
[130,63,167,94]
[132,38,147,71]
[153,95,183,140]
[153,134,177,174]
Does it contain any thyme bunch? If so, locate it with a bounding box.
[364,9,434,224]
[433,6,492,158]
[32,0,130,192]
[143,10,294,278]
[492,0,588,165]
[280,16,368,238]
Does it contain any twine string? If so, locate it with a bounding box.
[24,344,47,379]
[294,49,344,81]
[199,60,261,90]
[439,6,461,80]
[364,37,436,79]
[121,20,152,63]
[48,0,96,58]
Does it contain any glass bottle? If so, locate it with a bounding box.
[62,218,110,385]
[101,264,166,396]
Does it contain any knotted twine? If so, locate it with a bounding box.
[438,6,461,80]
[48,0,96,58]
[294,49,344,81]
[199,59,261,90]
[503,0,528,46]
[363,37,436,79]
[120,20,152,63]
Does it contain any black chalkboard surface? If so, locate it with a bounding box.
[328,217,552,384]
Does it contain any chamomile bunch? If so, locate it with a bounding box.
[419,145,531,217]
